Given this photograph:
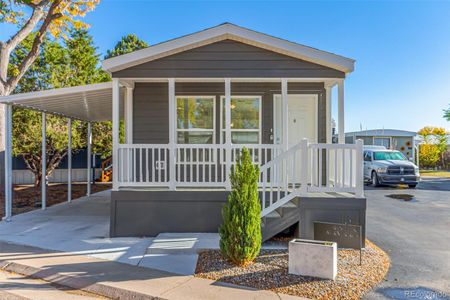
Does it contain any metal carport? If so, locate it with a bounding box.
[0,82,125,220]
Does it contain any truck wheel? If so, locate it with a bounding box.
[372,171,380,187]
[408,184,417,189]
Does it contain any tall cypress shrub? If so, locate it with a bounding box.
[219,147,262,266]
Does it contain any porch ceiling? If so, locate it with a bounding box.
[0,82,124,122]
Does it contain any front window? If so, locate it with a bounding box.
[374,137,391,148]
[177,96,215,144]
[373,151,406,161]
[221,96,261,144]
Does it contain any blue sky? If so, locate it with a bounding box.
[2,0,450,132]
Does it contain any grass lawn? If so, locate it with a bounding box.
[420,170,450,177]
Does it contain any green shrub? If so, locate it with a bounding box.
[219,147,261,267]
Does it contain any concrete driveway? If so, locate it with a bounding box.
[364,177,450,300]
[0,190,155,267]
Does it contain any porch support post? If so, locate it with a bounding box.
[86,122,92,196]
[112,78,120,191]
[67,118,72,202]
[41,112,46,210]
[125,87,133,143]
[325,84,332,144]
[168,78,176,190]
[224,78,232,190]
[281,79,289,151]
[337,79,345,144]
[355,139,364,198]
[300,138,308,195]
[3,104,12,221]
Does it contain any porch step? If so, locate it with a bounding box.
[261,197,301,242]
[265,211,281,219]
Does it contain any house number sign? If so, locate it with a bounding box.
[313,221,362,250]
[313,221,363,265]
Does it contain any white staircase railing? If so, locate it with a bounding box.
[260,139,364,218]
[260,140,308,217]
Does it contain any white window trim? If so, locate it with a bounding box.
[373,136,392,149]
[219,95,262,144]
[176,95,216,144]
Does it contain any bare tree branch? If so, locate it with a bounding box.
[5,0,50,51]
[5,0,63,94]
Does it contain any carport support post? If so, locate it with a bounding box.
[3,104,13,221]
[87,122,92,196]
[68,118,72,202]
[41,112,46,210]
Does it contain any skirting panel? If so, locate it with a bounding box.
[299,196,367,247]
[110,190,229,237]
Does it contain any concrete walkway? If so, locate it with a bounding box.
[0,241,304,300]
[0,192,287,275]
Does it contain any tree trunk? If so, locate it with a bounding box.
[23,150,67,187]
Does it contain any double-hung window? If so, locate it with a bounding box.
[177,96,215,144]
[220,96,262,144]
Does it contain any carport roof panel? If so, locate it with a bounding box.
[0,82,124,122]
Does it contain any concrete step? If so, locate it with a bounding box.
[146,232,219,255]
[0,269,102,300]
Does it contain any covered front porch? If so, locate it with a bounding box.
[0,77,364,221]
[112,77,363,214]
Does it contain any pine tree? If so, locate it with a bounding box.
[219,147,262,267]
[105,34,148,59]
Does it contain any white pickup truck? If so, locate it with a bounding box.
[363,146,420,188]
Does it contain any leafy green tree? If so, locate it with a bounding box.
[12,107,85,186]
[443,104,450,121]
[418,126,449,169]
[105,34,148,59]
[10,29,107,186]
[51,29,110,87]
[219,147,261,267]
[419,144,441,168]
[1,0,99,168]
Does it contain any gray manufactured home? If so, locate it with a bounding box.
[2,24,366,242]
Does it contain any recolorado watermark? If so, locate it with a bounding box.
[403,289,449,299]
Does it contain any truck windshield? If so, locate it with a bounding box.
[373,151,406,161]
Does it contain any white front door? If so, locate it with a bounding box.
[288,94,318,146]
[274,94,318,184]
[274,94,318,147]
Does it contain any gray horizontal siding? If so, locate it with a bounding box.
[133,83,169,144]
[113,40,345,78]
[133,82,326,144]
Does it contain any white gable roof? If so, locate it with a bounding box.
[102,23,355,74]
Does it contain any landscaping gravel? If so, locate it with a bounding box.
[195,240,390,300]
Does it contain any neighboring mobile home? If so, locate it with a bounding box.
[345,129,417,161]
[1,23,366,242]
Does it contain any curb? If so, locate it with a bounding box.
[0,261,165,300]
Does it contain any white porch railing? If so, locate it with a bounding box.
[117,143,282,187]
[259,139,364,217]
[116,140,364,215]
